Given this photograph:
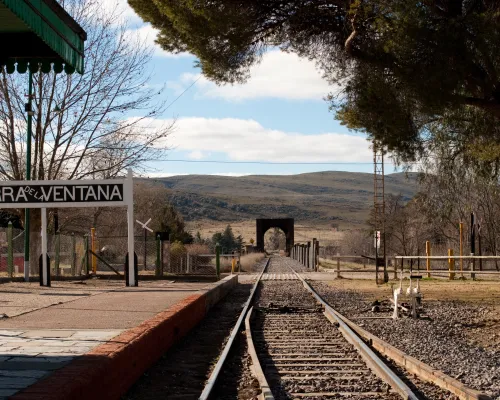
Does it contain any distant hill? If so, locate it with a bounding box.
[150,171,418,228]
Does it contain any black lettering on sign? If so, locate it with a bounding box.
[0,184,124,204]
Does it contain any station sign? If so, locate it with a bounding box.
[0,172,136,287]
[0,180,127,208]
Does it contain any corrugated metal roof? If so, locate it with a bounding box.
[0,0,86,74]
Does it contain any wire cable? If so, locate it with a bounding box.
[153,159,404,165]
[164,75,202,112]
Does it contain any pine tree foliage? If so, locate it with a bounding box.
[128,0,500,161]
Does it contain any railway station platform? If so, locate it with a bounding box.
[0,276,237,400]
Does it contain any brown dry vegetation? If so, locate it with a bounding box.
[323,279,500,304]
[157,172,416,229]
[186,219,343,246]
[240,253,265,272]
[219,253,264,273]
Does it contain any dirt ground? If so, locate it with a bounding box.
[322,278,500,350]
[323,278,500,303]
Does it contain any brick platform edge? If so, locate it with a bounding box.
[11,275,238,400]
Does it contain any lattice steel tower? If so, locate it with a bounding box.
[373,142,388,283]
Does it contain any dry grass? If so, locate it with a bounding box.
[214,252,266,273]
[240,253,265,272]
[323,278,500,304]
[185,243,210,255]
[319,258,375,270]
[186,219,342,246]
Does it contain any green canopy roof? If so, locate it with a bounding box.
[0,0,86,74]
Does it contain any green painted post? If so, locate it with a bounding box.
[7,222,13,278]
[54,232,60,277]
[215,243,221,280]
[24,69,33,282]
[155,234,161,277]
[84,235,89,275]
[71,233,76,276]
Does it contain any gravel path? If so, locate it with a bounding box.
[310,281,500,399]
[209,322,261,400]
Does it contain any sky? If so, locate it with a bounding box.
[102,0,393,178]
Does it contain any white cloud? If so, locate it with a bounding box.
[101,0,142,25]
[168,50,335,101]
[188,150,206,160]
[100,0,193,58]
[125,25,193,59]
[137,117,371,163]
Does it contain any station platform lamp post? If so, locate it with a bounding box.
[0,0,86,281]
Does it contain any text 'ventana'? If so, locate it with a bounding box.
[0,184,124,204]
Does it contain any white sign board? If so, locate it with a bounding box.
[0,179,127,208]
[374,230,381,249]
[0,171,136,287]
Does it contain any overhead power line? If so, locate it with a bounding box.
[164,75,202,112]
[153,159,406,165]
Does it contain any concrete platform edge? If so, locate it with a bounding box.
[10,275,238,400]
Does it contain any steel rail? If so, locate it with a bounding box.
[198,258,270,400]
[245,306,275,400]
[286,260,419,400]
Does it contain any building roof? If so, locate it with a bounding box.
[0,0,86,74]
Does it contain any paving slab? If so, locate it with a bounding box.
[0,279,213,399]
[7,275,238,400]
[0,281,207,329]
[0,328,120,399]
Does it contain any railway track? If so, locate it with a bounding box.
[251,310,400,399]
[127,255,489,399]
[247,257,409,400]
[205,256,490,400]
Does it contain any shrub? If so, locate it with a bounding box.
[240,253,265,272]
[185,243,210,255]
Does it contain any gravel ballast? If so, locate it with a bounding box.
[310,281,500,399]
[123,280,256,400]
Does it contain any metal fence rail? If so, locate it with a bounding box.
[316,254,500,279]
[0,227,88,278]
[1,228,241,281]
[395,255,500,279]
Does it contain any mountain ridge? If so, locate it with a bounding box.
[149,171,418,228]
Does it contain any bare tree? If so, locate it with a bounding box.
[265,228,285,251]
[404,145,500,271]
[58,180,174,236]
[0,0,173,271]
[0,0,172,182]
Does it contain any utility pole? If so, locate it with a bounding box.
[24,69,33,282]
[470,212,476,280]
[459,222,464,278]
[373,142,388,283]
